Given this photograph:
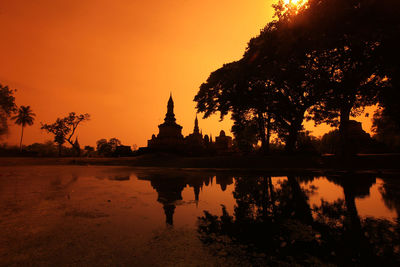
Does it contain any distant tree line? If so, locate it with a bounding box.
[1,83,141,157]
[1,83,91,156]
[194,0,400,156]
[41,112,90,156]
[0,84,17,137]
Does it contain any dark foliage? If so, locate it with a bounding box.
[372,108,400,151]
[41,112,90,156]
[0,84,17,137]
[198,174,400,265]
[95,138,132,157]
[194,0,400,155]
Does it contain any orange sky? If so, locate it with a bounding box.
[0,0,374,148]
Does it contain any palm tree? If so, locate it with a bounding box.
[12,106,35,151]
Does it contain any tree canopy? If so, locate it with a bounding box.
[41,112,90,156]
[0,84,17,137]
[12,105,35,151]
[96,138,122,156]
[194,0,400,154]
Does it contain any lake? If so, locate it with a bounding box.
[1,166,399,266]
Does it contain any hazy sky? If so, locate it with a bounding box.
[0,0,372,147]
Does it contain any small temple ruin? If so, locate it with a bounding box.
[147,94,232,155]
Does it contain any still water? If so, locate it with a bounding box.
[0,166,399,266]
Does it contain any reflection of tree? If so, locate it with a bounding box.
[380,178,400,219]
[321,174,377,264]
[198,174,400,265]
[199,175,320,265]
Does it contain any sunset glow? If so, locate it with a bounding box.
[0,0,374,148]
[284,0,302,5]
[1,1,399,266]
[0,0,273,147]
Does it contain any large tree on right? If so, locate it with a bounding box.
[195,0,400,155]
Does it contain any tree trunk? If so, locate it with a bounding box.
[287,176,314,225]
[67,138,81,157]
[58,143,62,157]
[268,176,276,215]
[262,176,269,219]
[257,112,267,154]
[285,120,302,153]
[285,110,305,154]
[265,114,271,154]
[342,185,374,264]
[19,126,24,152]
[339,104,352,158]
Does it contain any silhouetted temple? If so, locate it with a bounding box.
[147,95,233,155]
[148,94,185,151]
[215,130,233,151]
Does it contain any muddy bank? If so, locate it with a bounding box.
[0,166,240,266]
[1,154,400,173]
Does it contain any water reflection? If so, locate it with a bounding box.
[198,174,400,266]
[1,166,400,266]
[108,175,130,181]
[380,177,400,220]
[136,173,234,225]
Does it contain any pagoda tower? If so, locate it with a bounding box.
[158,94,183,137]
[147,94,184,151]
[193,115,200,135]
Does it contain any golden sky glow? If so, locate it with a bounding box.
[284,0,301,4]
[0,0,374,147]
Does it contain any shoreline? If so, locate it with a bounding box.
[1,154,399,176]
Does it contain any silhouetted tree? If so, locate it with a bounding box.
[41,112,90,156]
[372,108,400,151]
[11,105,35,151]
[109,137,122,150]
[286,0,398,156]
[96,138,121,156]
[83,145,95,157]
[296,131,320,155]
[73,138,81,156]
[194,3,332,153]
[84,145,94,152]
[96,139,110,156]
[320,130,341,154]
[196,0,400,155]
[26,141,58,157]
[0,84,16,137]
[306,44,384,156]
[231,111,259,154]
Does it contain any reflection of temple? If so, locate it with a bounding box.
[149,177,185,225]
[215,175,233,191]
[137,173,234,225]
[147,95,233,155]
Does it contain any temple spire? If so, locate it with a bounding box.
[194,185,200,208]
[193,115,200,134]
[163,204,175,226]
[164,93,176,125]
